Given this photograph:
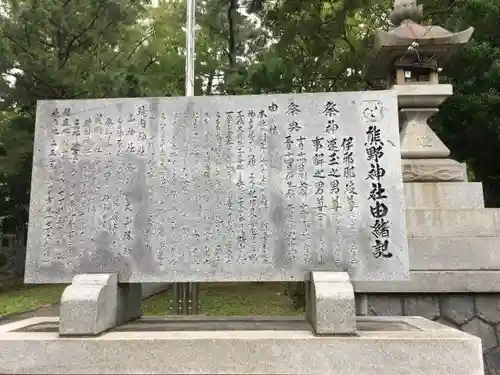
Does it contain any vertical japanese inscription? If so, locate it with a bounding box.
[43,109,60,261]
[322,101,342,263]
[202,111,218,266]
[364,101,392,259]
[283,100,301,262]
[67,109,80,255]
[342,134,359,264]
[247,110,258,261]
[257,109,270,263]
[224,110,235,263]
[235,110,247,263]
[142,105,155,261]
[322,101,341,212]
[78,111,92,255]
[214,111,229,263]
[175,111,191,264]
[296,133,311,263]
[60,107,72,252]
[311,132,327,264]
[247,171,258,261]
[116,115,124,156]
[191,111,203,266]
[54,108,70,260]
[342,137,356,211]
[101,115,114,255]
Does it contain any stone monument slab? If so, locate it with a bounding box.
[25,91,408,283]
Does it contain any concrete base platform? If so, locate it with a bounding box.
[0,316,484,375]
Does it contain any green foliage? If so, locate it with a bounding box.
[250,0,388,94]
[0,112,33,232]
[0,0,150,106]
[144,282,301,316]
[0,0,151,230]
[0,284,67,316]
[284,282,306,310]
[0,252,8,268]
[426,0,500,204]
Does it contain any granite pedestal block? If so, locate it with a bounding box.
[0,316,484,375]
[307,271,356,335]
[405,208,500,237]
[59,273,142,336]
[402,159,467,182]
[403,182,484,209]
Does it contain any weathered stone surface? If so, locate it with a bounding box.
[394,83,453,109]
[403,296,440,319]
[59,274,143,336]
[0,316,485,375]
[367,295,403,316]
[440,295,475,325]
[402,158,467,182]
[406,209,500,237]
[355,272,500,293]
[434,317,459,329]
[462,318,498,352]
[116,283,142,326]
[403,182,484,209]
[477,296,500,324]
[26,92,408,283]
[484,347,500,375]
[399,108,451,159]
[307,272,356,335]
[408,237,500,271]
[59,273,119,336]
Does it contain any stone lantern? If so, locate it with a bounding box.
[370,0,474,182]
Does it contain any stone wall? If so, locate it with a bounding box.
[359,181,500,374]
[364,293,500,375]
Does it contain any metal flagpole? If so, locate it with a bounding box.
[185,0,195,97]
[172,0,200,316]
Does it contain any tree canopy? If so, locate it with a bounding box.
[0,0,498,235]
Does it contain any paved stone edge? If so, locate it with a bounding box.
[355,271,500,293]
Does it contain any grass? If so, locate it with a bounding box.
[0,280,302,317]
[0,280,66,316]
[144,282,302,316]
